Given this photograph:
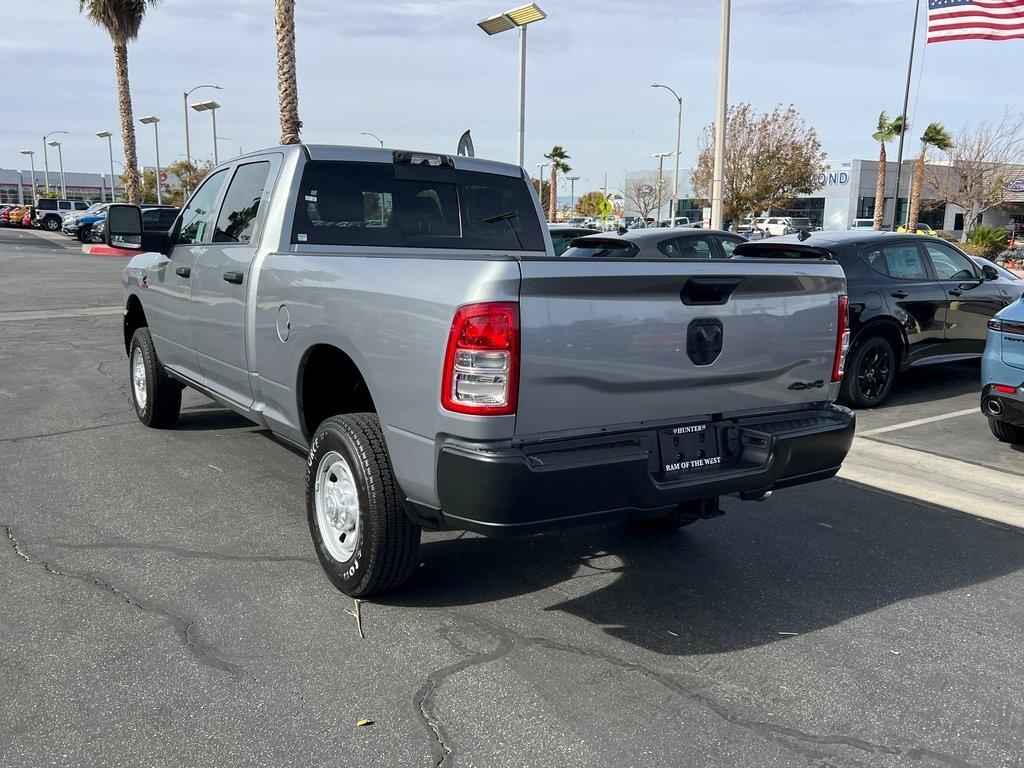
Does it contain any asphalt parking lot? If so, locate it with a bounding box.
[2,226,1023,768]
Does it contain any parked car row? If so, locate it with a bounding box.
[556,225,1023,411]
[0,203,33,227]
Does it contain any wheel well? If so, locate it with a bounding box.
[123,295,147,354]
[298,344,376,441]
[855,320,906,366]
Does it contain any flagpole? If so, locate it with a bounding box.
[890,0,922,230]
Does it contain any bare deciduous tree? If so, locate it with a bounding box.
[623,173,671,223]
[692,104,827,229]
[925,110,1024,241]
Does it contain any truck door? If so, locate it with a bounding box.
[146,167,230,380]
[190,159,275,406]
[921,240,1008,356]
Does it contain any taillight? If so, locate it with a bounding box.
[832,294,850,383]
[441,302,519,415]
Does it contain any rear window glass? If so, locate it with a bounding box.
[561,239,639,258]
[291,160,544,251]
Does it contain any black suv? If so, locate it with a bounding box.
[34,199,89,231]
[736,232,1021,407]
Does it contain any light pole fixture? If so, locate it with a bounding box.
[96,131,117,202]
[183,84,221,170]
[651,84,683,227]
[567,175,580,215]
[710,0,731,230]
[19,150,37,205]
[477,3,547,168]
[361,132,384,148]
[42,130,68,195]
[190,100,222,165]
[138,116,163,205]
[47,140,67,199]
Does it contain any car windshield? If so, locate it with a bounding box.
[85,204,104,214]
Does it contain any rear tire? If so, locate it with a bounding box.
[840,335,896,408]
[988,418,1024,445]
[42,216,60,232]
[128,327,181,428]
[306,414,421,597]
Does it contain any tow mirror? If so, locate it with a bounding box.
[106,204,143,250]
[982,264,999,281]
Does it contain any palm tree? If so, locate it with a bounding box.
[79,0,159,205]
[544,145,571,223]
[871,111,906,231]
[906,122,954,232]
[275,0,302,145]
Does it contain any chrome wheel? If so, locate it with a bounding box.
[131,347,147,410]
[314,451,361,562]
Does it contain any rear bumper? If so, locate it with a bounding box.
[981,384,1024,427]
[434,404,855,535]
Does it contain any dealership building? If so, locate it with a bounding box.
[626,158,1024,234]
[0,167,126,205]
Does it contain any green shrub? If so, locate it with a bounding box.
[967,225,1008,258]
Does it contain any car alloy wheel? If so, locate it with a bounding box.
[856,345,893,402]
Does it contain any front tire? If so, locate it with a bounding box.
[841,335,896,408]
[129,327,181,428]
[78,225,92,242]
[306,414,421,597]
[989,418,1024,445]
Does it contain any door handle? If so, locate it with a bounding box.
[223,271,244,285]
[890,290,908,299]
[175,266,191,278]
[947,289,962,297]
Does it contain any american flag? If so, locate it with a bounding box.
[927,0,1024,43]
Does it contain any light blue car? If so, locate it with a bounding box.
[982,296,1024,444]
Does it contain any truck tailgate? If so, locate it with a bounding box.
[515,259,846,438]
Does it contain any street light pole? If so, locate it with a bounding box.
[536,162,549,217]
[652,151,672,223]
[41,130,68,195]
[96,132,117,202]
[48,142,67,198]
[651,84,683,227]
[710,0,731,230]
[361,132,384,148]
[139,116,162,205]
[190,101,222,165]
[19,150,37,205]
[183,84,221,169]
[477,4,547,168]
[567,175,580,216]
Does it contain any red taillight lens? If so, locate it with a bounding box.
[441,302,519,415]
[832,294,850,383]
[993,384,1018,395]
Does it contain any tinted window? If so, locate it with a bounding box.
[549,228,598,256]
[178,169,228,245]
[291,161,544,251]
[214,162,271,244]
[863,243,928,280]
[925,242,976,281]
[718,236,745,257]
[561,240,638,258]
[658,235,715,259]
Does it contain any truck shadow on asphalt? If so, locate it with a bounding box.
[384,482,1024,656]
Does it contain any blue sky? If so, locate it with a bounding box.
[3,0,1019,195]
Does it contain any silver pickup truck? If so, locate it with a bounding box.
[109,144,855,597]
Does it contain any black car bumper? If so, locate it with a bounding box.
[982,384,1024,427]
[432,405,855,535]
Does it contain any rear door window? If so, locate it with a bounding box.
[291,160,544,251]
[863,243,929,280]
[214,161,272,244]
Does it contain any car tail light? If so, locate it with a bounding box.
[990,318,1024,336]
[993,384,1018,395]
[441,302,519,415]
[832,295,850,383]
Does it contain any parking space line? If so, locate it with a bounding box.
[0,306,122,322]
[858,408,979,437]
[838,438,1024,529]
